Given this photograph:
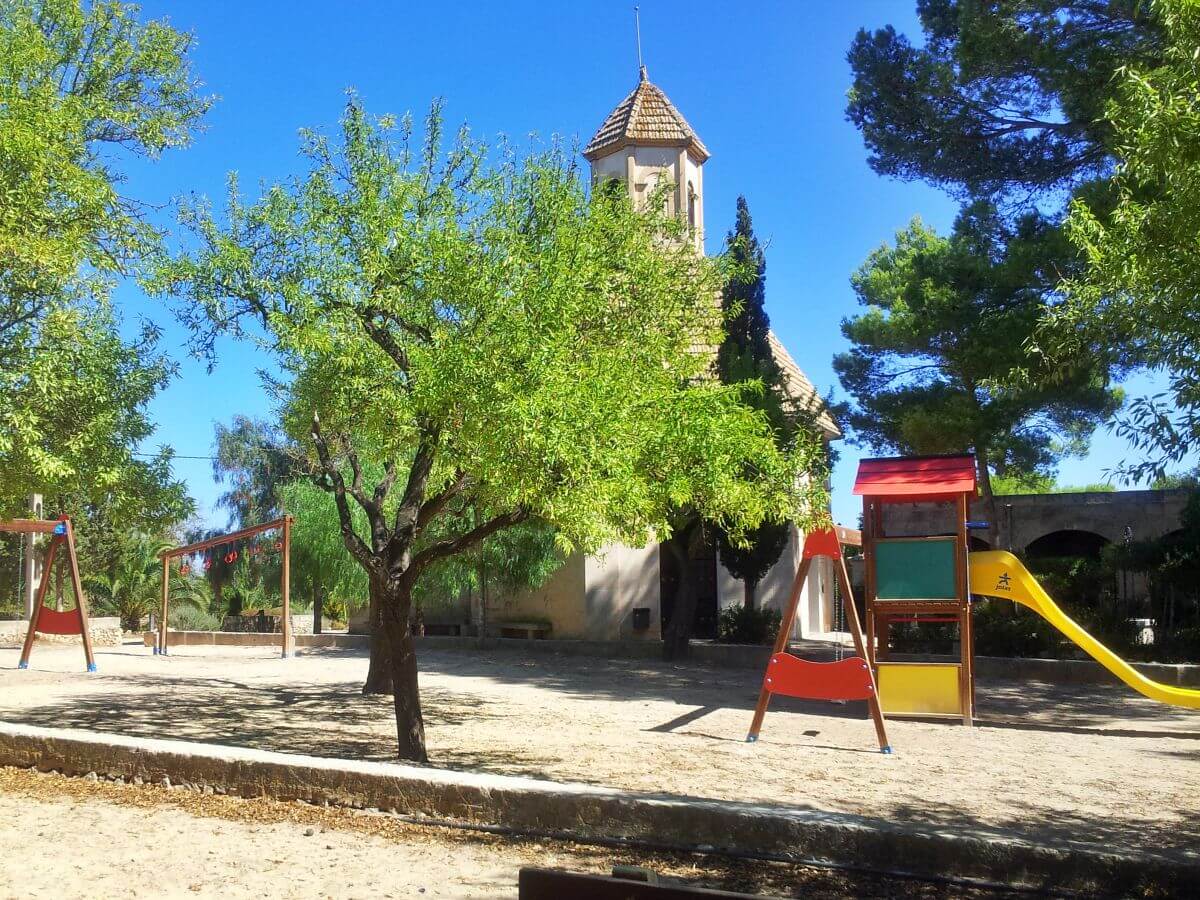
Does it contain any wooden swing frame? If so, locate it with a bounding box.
[1,517,96,672]
[746,525,891,753]
[158,516,293,658]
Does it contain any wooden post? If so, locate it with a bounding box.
[18,536,59,669]
[62,519,96,671]
[159,554,170,655]
[835,553,890,752]
[281,515,293,658]
[863,498,878,668]
[745,555,812,742]
[956,493,973,726]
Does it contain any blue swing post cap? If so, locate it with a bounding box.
[745,734,758,743]
[17,661,28,669]
[881,745,893,754]
[87,663,97,672]
[52,522,67,535]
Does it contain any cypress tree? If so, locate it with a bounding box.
[716,197,793,607]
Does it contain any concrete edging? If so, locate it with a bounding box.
[0,721,1193,895]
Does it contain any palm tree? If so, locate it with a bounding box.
[85,532,209,631]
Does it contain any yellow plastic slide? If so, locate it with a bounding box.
[969,550,1200,710]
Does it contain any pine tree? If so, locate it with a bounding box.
[715,197,793,607]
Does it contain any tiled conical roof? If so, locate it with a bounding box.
[583,67,710,162]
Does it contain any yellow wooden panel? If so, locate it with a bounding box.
[877,663,962,716]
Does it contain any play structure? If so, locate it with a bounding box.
[970,551,1200,709]
[158,515,293,658]
[1,517,96,672]
[857,455,978,724]
[747,525,891,753]
[748,452,1200,749]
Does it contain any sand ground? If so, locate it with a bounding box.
[0,641,1197,859]
[0,767,1008,899]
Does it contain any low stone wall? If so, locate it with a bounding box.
[0,617,122,647]
[220,614,313,635]
[0,721,1192,894]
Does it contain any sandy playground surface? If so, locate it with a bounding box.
[0,641,1197,861]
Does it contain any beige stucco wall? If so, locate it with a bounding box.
[716,526,833,641]
[488,552,587,638]
[585,542,661,641]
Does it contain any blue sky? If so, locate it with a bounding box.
[116,0,1177,529]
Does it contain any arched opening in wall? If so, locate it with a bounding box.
[968,535,992,552]
[1024,529,1110,560]
[687,182,696,232]
[659,530,718,640]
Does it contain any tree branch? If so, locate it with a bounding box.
[309,412,375,569]
[416,470,469,530]
[409,508,529,574]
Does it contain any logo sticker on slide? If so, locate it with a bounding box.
[996,571,1012,592]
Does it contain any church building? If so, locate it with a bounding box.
[476,69,843,643]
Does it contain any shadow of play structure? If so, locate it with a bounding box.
[748,454,1200,752]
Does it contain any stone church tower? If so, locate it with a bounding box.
[582,66,708,252]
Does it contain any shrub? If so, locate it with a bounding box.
[716,604,782,645]
[169,606,221,632]
[972,600,1062,658]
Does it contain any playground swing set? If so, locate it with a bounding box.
[1,517,96,673]
[156,515,294,658]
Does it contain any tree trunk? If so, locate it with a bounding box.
[313,584,323,635]
[362,572,393,695]
[744,579,755,609]
[974,445,999,549]
[662,522,701,661]
[382,586,428,762]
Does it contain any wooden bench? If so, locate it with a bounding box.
[498,621,551,640]
[518,867,773,898]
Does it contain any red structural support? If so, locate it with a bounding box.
[745,527,891,753]
[3,517,97,673]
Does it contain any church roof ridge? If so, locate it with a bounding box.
[582,71,710,163]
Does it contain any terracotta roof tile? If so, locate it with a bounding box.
[583,68,710,162]
[768,331,841,438]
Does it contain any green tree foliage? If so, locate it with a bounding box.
[712,197,793,609]
[212,417,296,528]
[85,530,208,631]
[834,202,1122,512]
[152,99,827,760]
[846,0,1160,201]
[0,0,208,526]
[1046,1,1200,481]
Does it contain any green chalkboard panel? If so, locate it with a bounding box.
[874,538,957,600]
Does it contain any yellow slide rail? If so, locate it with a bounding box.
[969,550,1200,710]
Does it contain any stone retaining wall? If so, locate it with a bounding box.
[220,614,313,635]
[0,617,122,647]
[0,722,1194,895]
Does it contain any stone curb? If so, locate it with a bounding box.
[0,722,1193,895]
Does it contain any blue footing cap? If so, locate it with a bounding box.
[745,734,757,743]
[87,663,97,672]
[881,745,893,754]
[17,661,28,670]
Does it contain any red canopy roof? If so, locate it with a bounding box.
[853,455,977,500]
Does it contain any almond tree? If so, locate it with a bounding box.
[153,99,827,761]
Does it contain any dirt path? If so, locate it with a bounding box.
[0,768,1006,899]
[1,643,1197,857]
